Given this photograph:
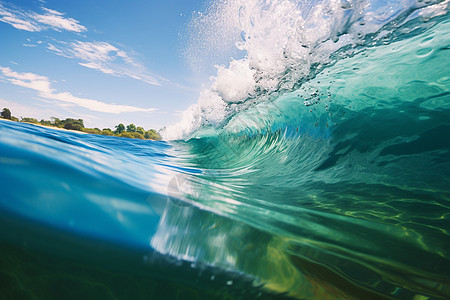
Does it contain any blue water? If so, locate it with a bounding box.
[1,0,450,299]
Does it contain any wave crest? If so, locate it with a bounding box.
[163,0,449,140]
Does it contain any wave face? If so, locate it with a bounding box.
[160,0,450,298]
[1,0,450,299]
[165,0,449,140]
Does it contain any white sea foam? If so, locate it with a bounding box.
[163,0,448,140]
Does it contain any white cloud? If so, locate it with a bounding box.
[47,43,64,54]
[0,3,86,32]
[0,5,41,31]
[41,8,63,16]
[0,67,54,93]
[48,41,165,86]
[71,41,121,62]
[0,97,52,119]
[0,3,168,87]
[0,66,156,114]
[78,62,115,75]
[34,9,86,32]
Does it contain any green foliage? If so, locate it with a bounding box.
[82,128,101,134]
[101,129,114,136]
[115,123,125,134]
[1,108,11,119]
[144,129,160,140]
[130,132,145,139]
[136,126,145,135]
[64,122,83,131]
[21,117,38,124]
[126,124,136,132]
[2,108,161,141]
[40,120,52,126]
[56,118,84,130]
[119,132,133,138]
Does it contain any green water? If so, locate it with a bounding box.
[0,3,449,300]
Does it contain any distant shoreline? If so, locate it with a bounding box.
[0,110,161,140]
[28,121,89,134]
[1,118,88,134]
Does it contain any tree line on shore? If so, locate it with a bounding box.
[1,108,160,140]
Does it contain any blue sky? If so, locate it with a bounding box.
[0,0,213,130]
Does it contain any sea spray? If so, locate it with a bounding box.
[164,0,449,140]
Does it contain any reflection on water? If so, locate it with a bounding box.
[149,171,450,299]
[151,197,327,299]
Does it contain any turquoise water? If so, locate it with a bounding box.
[1,0,450,299]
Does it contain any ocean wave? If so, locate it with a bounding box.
[163,0,449,140]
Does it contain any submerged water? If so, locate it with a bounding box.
[1,0,450,299]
